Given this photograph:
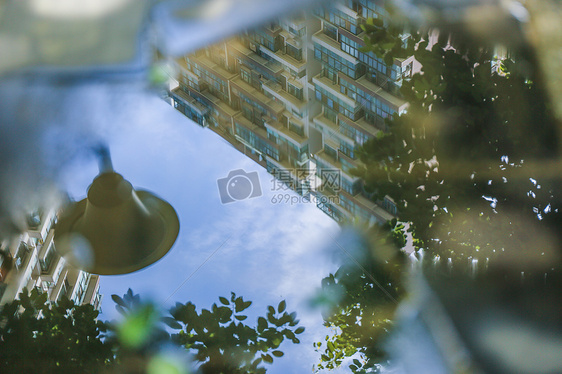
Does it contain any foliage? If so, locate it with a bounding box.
[168,292,304,374]
[354,27,561,272]
[317,10,561,373]
[0,288,113,374]
[315,221,406,373]
[0,288,303,374]
[360,14,419,66]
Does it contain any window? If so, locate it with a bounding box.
[342,178,360,195]
[358,0,390,20]
[289,120,304,137]
[324,145,337,159]
[73,272,89,305]
[289,25,306,37]
[40,245,57,273]
[287,82,303,100]
[382,196,398,215]
[241,69,251,84]
[340,121,370,145]
[324,107,337,122]
[327,8,361,35]
[286,44,302,61]
[315,84,361,120]
[323,24,338,40]
[314,43,364,79]
[340,142,357,159]
[292,108,304,118]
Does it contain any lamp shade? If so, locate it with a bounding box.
[54,172,180,275]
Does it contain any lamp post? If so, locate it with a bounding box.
[54,147,179,275]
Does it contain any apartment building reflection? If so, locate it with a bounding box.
[170,0,419,225]
[0,208,102,310]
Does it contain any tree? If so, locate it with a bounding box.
[0,288,304,374]
[168,293,304,374]
[354,27,561,274]
[0,288,114,374]
[315,221,406,373]
[316,8,562,373]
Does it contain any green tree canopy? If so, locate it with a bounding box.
[0,288,114,374]
[315,221,406,373]
[0,288,304,374]
[354,27,561,274]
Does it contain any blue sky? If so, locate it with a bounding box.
[59,86,352,373]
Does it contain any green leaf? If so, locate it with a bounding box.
[262,354,273,363]
[278,300,286,313]
[272,350,284,357]
[161,317,182,330]
[267,313,277,324]
[235,315,247,321]
[258,317,267,332]
[243,300,252,310]
[295,326,305,334]
[219,297,229,305]
[111,294,127,308]
[235,297,245,312]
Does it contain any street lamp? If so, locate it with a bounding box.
[54,148,179,275]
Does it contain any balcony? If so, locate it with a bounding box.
[355,76,409,113]
[228,40,283,77]
[184,86,239,118]
[258,39,307,74]
[314,147,358,182]
[314,148,341,170]
[82,274,101,306]
[27,209,55,240]
[49,267,69,302]
[338,113,381,139]
[187,54,237,83]
[171,88,210,127]
[38,229,58,273]
[233,114,276,162]
[312,190,349,223]
[313,113,340,142]
[264,118,307,148]
[312,31,358,64]
[335,2,363,19]
[14,244,38,297]
[312,73,357,109]
[265,156,312,186]
[339,190,396,224]
[231,77,284,115]
[262,79,307,113]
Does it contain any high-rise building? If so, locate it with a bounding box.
[170,0,420,225]
[0,208,102,310]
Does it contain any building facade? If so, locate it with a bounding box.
[170,0,419,225]
[0,208,102,310]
